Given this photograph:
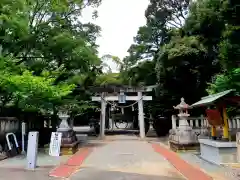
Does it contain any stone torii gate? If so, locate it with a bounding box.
[91,85,155,139]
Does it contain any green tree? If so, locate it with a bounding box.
[121,0,239,118]
[0,56,75,113]
[0,0,101,75]
[207,68,240,94]
[123,0,190,67]
[0,0,103,123]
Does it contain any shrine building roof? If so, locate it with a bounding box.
[191,89,236,108]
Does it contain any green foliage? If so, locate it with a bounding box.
[159,36,206,63]
[121,61,157,86]
[96,73,122,86]
[205,0,240,96]
[1,0,240,122]
[123,0,190,67]
[1,0,101,73]
[207,68,240,95]
[0,56,75,113]
[0,0,102,119]
[121,0,240,117]
[184,0,225,39]
[219,25,240,70]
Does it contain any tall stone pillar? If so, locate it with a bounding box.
[100,92,106,139]
[138,92,145,139]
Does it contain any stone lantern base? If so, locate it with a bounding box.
[57,128,79,155]
[169,128,199,152]
[56,115,79,155]
[169,140,199,152]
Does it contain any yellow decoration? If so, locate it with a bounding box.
[211,126,216,137]
[222,106,229,139]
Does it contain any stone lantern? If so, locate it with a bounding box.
[174,97,191,130]
[169,98,198,151]
[57,110,79,155]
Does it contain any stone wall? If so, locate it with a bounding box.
[0,117,19,141]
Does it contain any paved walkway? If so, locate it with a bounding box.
[0,166,54,180]
[0,135,233,180]
[50,135,216,180]
[70,136,184,180]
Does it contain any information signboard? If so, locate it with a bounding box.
[49,132,62,157]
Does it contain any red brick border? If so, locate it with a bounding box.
[151,143,213,180]
[49,147,92,178]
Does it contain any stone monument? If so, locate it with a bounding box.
[57,111,79,155]
[169,98,198,151]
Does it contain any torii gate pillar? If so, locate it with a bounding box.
[138,92,145,139]
[100,93,106,139]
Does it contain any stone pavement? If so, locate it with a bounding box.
[0,149,70,180]
[0,135,220,180]
[0,166,55,180]
[70,135,185,180]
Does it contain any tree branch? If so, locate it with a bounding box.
[166,21,181,28]
[172,14,184,26]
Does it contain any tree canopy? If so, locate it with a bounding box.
[0,0,239,125]
[0,0,103,124]
[121,0,240,116]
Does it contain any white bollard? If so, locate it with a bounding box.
[26,132,39,170]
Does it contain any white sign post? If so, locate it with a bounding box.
[26,131,39,170]
[49,132,62,157]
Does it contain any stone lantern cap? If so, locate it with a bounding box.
[173,98,192,110]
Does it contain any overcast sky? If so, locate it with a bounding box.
[81,0,149,72]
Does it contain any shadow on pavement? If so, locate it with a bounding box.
[147,137,169,146]
[83,142,107,148]
[70,167,185,180]
[105,130,139,136]
[0,166,56,180]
